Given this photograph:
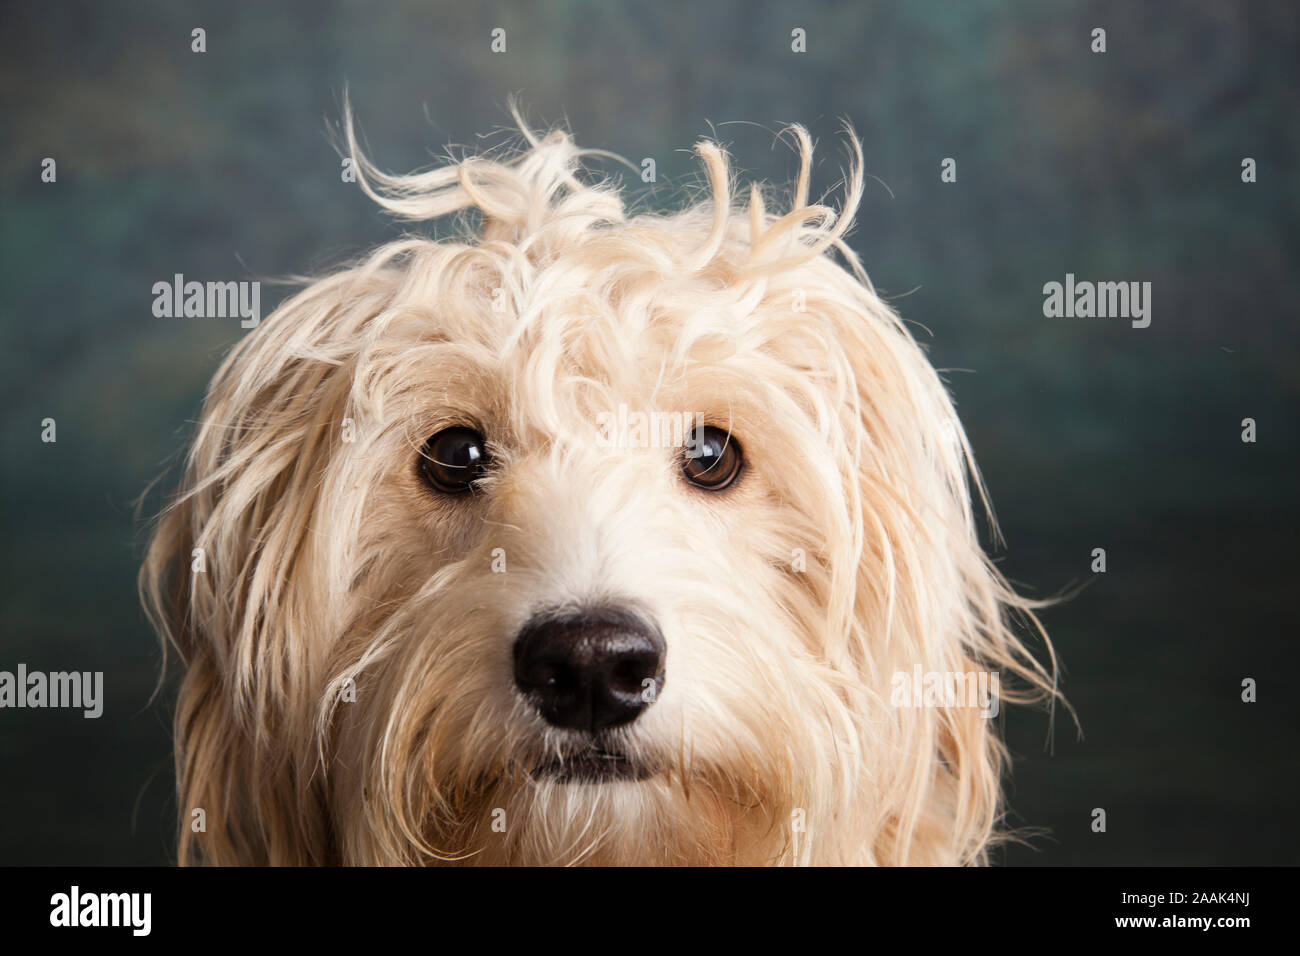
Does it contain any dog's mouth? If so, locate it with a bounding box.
[533,749,656,783]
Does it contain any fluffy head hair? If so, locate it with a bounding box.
[141,106,1060,866]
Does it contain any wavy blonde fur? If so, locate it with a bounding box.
[141,105,1061,866]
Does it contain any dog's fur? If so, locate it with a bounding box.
[141,110,1059,866]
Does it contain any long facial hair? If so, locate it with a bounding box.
[141,107,1063,866]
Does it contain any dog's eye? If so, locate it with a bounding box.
[418,427,489,494]
[681,426,743,491]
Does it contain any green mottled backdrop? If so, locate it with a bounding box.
[1,0,1297,863]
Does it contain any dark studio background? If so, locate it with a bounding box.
[1,0,1296,865]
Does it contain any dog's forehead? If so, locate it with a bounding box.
[483,301,812,429]
[377,223,872,449]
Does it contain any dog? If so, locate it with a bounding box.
[141,108,1060,865]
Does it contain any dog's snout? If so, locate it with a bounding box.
[513,607,665,733]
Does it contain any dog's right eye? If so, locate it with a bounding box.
[418,427,489,494]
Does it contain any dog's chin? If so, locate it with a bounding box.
[532,748,658,784]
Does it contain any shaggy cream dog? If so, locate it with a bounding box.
[141,109,1059,866]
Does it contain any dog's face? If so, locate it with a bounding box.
[328,244,891,866]
[143,122,1056,865]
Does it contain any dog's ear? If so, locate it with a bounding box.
[828,289,1061,864]
[140,272,393,864]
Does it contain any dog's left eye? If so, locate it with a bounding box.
[681,426,743,491]
[418,427,490,494]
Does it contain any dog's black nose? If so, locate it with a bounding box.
[513,607,666,732]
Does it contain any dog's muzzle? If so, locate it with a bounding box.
[513,606,665,733]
